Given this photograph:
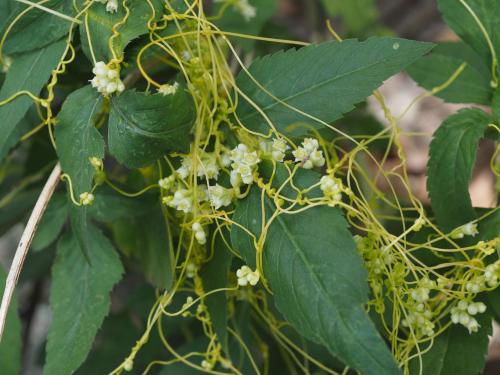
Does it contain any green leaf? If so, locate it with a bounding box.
[108,89,195,168]
[44,225,124,375]
[0,39,67,161]
[427,108,492,231]
[409,313,491,375]
[235,37,433,137]
[231,188,400,375]
[55,85,104,196]
[32,192,68,251]
[199,227,233,353]
[437,0,500,69]
[214,0,277,52]
[111,204,174,289]
[407,42,492,105]
[0,266,22,375]
[79,0,163,62]
[2,0,73,54]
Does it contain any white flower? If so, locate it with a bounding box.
[158,82,179,96]
[90,61,124,95]
[208,184,233,209]
[451,221,478,239]
[79,192,94,206]
[236,265,260,286]
[236,0,256,21]
[292,138,325,169]
[186,263,197,278]
[271,137,289,162]
[229,144,260,186]
[167,189,193,213]
[192,222,207,245]
[198,153,220,180]
[320,175,342,202]
[89,156,103,169]
[158,175,175,190]
[177,156,192,179]
[450,300,486,333]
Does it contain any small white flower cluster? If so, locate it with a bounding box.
[207,184,234,210]
[191,222,206,245]
[292,138,325,169]
[186,263,198,278]
[271,138,290,162]
[355,235,393,275]
[158,82,179,96]
[402,303,435,337]
[79,192,94,206]
[320,175,343,203]
[451,300,486,333]
[451,221,478,239]
[158,175,175,190]
[201,360,214,371]
[484,262,500,286]
[90,61,125,95]
[177,152,221,180]
[236,265,260,286]
[96,0,118,13]
[229,144,260,187]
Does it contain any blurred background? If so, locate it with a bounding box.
[0,0,497,373]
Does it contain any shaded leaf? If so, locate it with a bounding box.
[108,89,195,168]
[231,188,399,375]
[44,225,124,375]
[408,42,492,104]
[0,39,67,161]
[55,85,104,196]
[427,108,492,231]
[32,192,68,251]
[235,37,433,137]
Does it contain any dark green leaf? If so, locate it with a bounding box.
[2,0,73,54]
[407,42,492,104]
[409,313,491,375]
[437,0,500,69]
[108,89,195,168]
[44,225,124,375]
[427,108,492,231]
[32,192,68,251]
[0,39,67,161]
[235,37,433,137]
[55,85,104,196]
[200,227,233,353]
[111,204,174,289]
[0,266,22,375]
[80,0,163,62]
[231,188,399,375]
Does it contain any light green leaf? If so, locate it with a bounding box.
[427,108,492,231]
[44,225,124,375]
[231,188,400,375]
[235,37,433,137]
[407,42,492,105]
[409,313,491,375]
[108,89,195,168]
[55,85,104,197]
[111,204,174,289]
[0,266,22,375]
[80,0,163,62]
[0,39,67,161]
[32,192,68,251]
[200,227,233,353]
[2,0,73,55]
[214,0,277,52]
[437,0,500,69]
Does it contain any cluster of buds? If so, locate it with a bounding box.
[79,192,94,206]
[451,221,478,239]
[292,138,325,169]
[450,300,486,333]
[320,175,343,204]
[158,82,179,96]
[90,62,124,95]
[229,144,260,187]
[236,265,260,286]
[207,184,234,210]
[402,304,435,337]
[191,222,206,245]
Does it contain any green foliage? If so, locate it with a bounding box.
[45,225,123,375]
[232,188,400,375]
[236,38,433,136]
[427,108,492,231]
[32,192,68,251]
[55,85,104,196]
[108,89,195,168]
[0,266,21,375]
[407,42,492,104]
[0,39,67,161]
